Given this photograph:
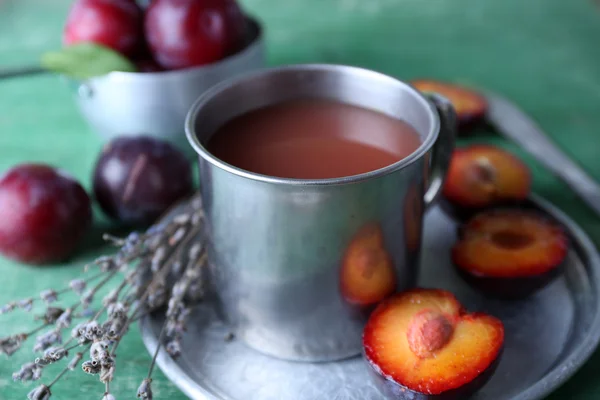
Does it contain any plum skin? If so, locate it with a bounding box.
[92,136,194,226]
[63,0,144,56]
[144,0,247,70]
[0,164,93,265]
[367,349,502,400]
[456,266,563,300]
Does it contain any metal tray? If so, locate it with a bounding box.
[140,195,600,400]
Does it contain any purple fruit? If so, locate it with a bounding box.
[0,164,92,265]
[93,136,194,226]
[63,0,144,57]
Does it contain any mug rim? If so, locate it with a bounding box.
[185,64,440,186]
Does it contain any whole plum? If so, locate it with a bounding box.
[0,164,92,265]
[144,0,247,70]
[63,0,144,56]
[93,136,194,226]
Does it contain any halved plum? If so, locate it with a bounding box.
[452,209,568,298]
[363,288,504,399]
[340,223,397,306]
[442,145,531,220]
[411,80,487,132]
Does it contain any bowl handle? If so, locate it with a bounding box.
[423,93,456,209]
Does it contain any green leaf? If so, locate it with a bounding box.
[40,42,137,80]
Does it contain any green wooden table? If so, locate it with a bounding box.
[1,0,599,398]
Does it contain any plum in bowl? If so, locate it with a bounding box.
[64,0,265,156]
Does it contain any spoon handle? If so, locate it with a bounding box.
[485,91,600,218]
[0,65,47,80]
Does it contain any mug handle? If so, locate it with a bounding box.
[422,93,457,209]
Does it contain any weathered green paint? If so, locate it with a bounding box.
[0,0,599,398]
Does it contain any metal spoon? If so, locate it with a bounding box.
[484,91,600,217]
[0,65,46,80]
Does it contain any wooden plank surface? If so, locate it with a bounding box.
[0,0,599,398]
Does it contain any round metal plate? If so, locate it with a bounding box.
[140,195,600,400]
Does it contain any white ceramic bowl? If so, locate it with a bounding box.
[69,17,265,155]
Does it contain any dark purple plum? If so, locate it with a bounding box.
[93,136,194,226]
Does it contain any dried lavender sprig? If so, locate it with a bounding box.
[27,384,51,400]
[0,302,16,314]
[29,269,119,356]
[104,277,130,305]
[85,230,152,275]
[33,329,62,353]
[79,203,203,394]
[33,250,194,391]
[79,270,119,310]
[34,339,80,367]
[55,308,74,329]
[99,360,115,384]
[137,378,153,399]
[102,231,140,248]
[12,362,41,382]
[109,282,164,357]
[91,282,128,323]
[5,193,204,398]
[18,298,33,312]
[23,344,90,393]
[89,215,186,302]
[0,324,47,356]
[96,267,142,320]
[110,221,204,358]
[68,351,83,370]
[0,272,106,316]
[143,229,202,313]
[161,247,207,359]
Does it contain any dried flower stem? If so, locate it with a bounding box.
[112,223,203,358]
[147,322,167,379]
[83,271,119,307]
[1,272,106,315]
[55,269,119,335]
[27,324,49,337]
[3,193,206,399]
[47,366,70,389]
[63,342,80,353]
[91,279,125,321]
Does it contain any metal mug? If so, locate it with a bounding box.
[185,64,456,362]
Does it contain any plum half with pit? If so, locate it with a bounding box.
[145,0,248,70]
[442,145,532,220]
[363,289,504,399]
[93,136,194,226]
[63,0,144,57]
[0,164,92,265]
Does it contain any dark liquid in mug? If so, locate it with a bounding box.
[206,99,422,179]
